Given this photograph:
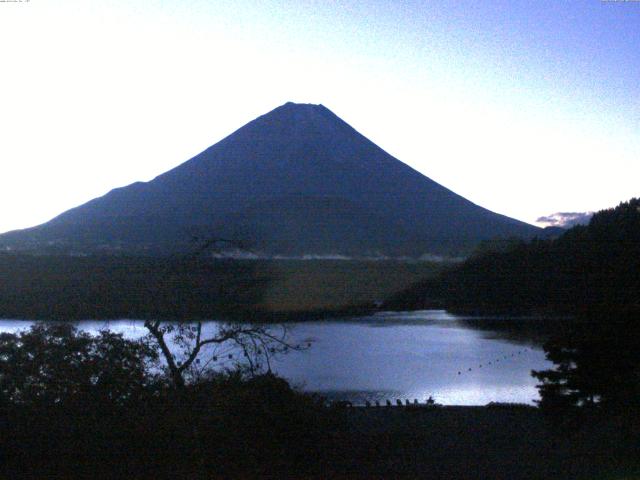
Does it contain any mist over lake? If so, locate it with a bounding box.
[0,310,551,406]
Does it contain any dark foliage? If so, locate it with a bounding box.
[0,323,158,406]
[0,324,337,479]
[532,308,640,428]
[390,198,640,314]
[3,374,338,479]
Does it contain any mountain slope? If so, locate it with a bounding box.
[0,102,539,256]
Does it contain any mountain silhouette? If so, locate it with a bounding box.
[1,102,539,256]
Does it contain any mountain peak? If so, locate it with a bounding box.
[281,101,326,109]
[238,102,349,142]
[0,103,539,256]
[270,101,332,120]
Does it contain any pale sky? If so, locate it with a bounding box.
[1,0,638,234]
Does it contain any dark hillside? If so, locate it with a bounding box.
[387,198,640,314]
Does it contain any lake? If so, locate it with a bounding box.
[0,310,552,406]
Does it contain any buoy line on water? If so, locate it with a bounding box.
[456,348,531,376]
[328,345,538,408]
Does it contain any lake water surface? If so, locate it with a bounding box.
[0,310,552,406]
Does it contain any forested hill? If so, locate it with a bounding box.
[388,198,640,314]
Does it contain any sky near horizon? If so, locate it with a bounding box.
[1,0,638,234]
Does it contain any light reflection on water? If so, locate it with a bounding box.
[0,310,551,406]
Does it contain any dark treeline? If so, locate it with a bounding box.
[388,198,640,315]
[0,255,440,320]
[0,255,268,320]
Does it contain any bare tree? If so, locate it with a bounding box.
[139,237,312,478]
[143,236,308,389]
[143,320,306,389]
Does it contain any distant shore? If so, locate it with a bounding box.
[0,255,444,321]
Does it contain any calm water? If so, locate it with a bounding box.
[0,310,552,406]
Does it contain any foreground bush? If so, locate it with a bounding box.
[0,325,338,479]
[0,323,159,407]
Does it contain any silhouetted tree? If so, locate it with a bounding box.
[141,237,307,389]
[143,320,304,389]
[532,309,640,426]
[0,323,158,406]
